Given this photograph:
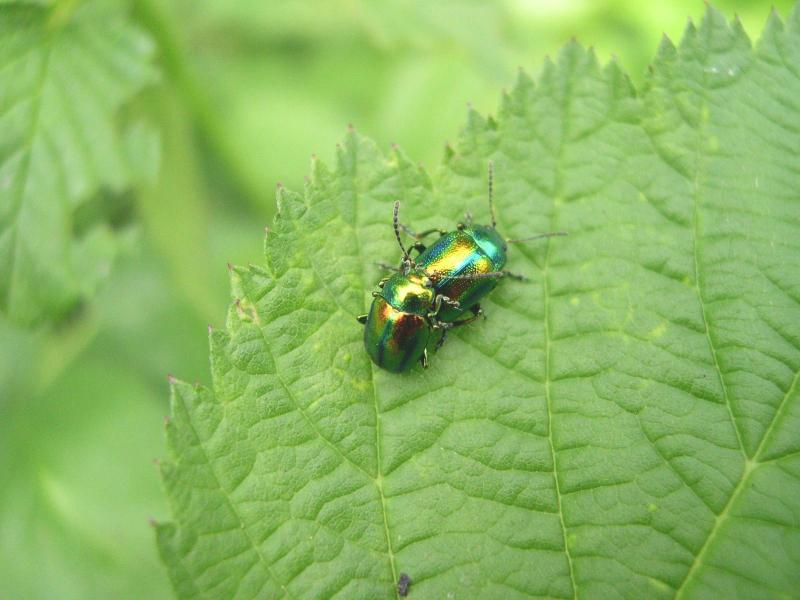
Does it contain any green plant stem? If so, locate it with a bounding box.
[132,0,274,215]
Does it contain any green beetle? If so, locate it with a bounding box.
[356,204,461,372]
[408,162,566,336]
[358,271,435,372]
[358,163,566,371]
[414,225,507,321]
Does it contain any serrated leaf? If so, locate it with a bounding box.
[0,2,156,326]
[157,5,800,598]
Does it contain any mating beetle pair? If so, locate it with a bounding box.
[356,162,566,373]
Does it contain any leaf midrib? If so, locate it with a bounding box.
[489,56,579,599]
[541,56,579,600]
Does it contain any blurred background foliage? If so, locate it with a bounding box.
[0,0,790,597]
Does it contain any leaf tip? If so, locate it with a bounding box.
[682,15,699,42]
[655,32,677,60]
[515,67,534,89]
[763,6,785,36]
[465,102,483,123]
[789,2,800,30]
[443,141,455,162]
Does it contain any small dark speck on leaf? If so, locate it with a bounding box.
[397,573,412,597]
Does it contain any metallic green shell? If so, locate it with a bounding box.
[363,296,430,373]
[380,271,434,315]
[467,225,507,267]
[416,227,507,321]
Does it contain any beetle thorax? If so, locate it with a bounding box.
[382,272,434,315]
[466,225,507,269]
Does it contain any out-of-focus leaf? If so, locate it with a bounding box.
[0,2,156,326]
[0,355,170,600]
[136,87,222,324]
[156,5,800,598]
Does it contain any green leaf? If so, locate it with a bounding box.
[0,352,171,600]
[0,2,156,326]
[157,5,800,598]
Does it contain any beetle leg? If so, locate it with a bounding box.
[418,228,448,238]
[445,271,504,281]
[442,268,530,282]
[374,262,400,272]
[442,304,484,330]
[399,222,445,255]
[399,223,448,240]
[420,348,429,368]
[428,294,460,319]
[448,311,483,328]
[435,328,448,351]
[501,269,527,281]
[410,242,427,256]
[356,314,368,324]
[448,316,479,328]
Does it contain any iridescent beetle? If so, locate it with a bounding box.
[356,203,461,372]
[406,161,566,347]
[357,162,566,372]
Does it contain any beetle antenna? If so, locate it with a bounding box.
[506,231,568,244]
[393,201,412,265]
[487,161,497,228]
